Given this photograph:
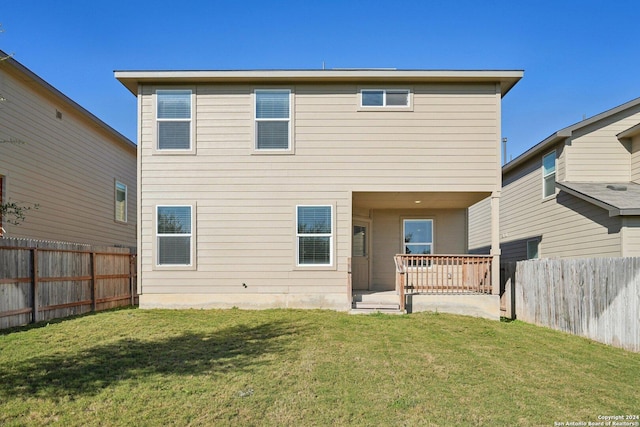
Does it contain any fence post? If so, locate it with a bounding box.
[129,254,135,306]
[90,252,97,312]
[31,248,39,324]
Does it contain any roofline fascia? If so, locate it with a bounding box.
[503,132,567,174]
[114,69,524,97]
[503,95,640,175]
[1,50,136,151]
[619,209,640,215]
[617,122,640,139]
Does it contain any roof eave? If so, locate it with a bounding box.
[556,182,629,217]
[1,50,136,151]
[504,95,640,175]
[503,132,567,174]
[617,123,640,139]
[114,69,523,97]
[618,209,640,216]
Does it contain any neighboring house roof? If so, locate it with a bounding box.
[618,122,640,139]
[504,96,640,174]
[0,49,136,151]
[115,69,523,98]
[556,181,640,216]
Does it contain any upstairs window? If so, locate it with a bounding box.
[255,90,291,150]
[542,151,556,198]
[115,181,127,223]
[361,89,410,107]
[156,90,192,150]
[297,205,333,266]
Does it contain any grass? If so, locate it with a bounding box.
[0,308,638,426]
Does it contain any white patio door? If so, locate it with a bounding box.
[352,220,370,290]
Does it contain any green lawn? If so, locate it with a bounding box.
[0,308,638,426]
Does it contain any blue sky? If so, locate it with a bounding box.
[2,0,639,160]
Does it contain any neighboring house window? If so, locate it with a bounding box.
[255,90,291,150]
[297,205,333,266]
[156,90,192,150]
[115,181,127,223]
[527,239,539,259]
[157,205,193,266]
[542,151,556,198]
[361,89,410,107]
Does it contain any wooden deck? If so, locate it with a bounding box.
[394,254,492,312]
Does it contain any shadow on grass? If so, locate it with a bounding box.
[0,306,137,336]
[0,320,298,399]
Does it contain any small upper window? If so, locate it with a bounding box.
[115,181,127,223]
[542,151,556,198]
[156,90,192,150]
[255,90,291,150]
[361,89,410,107]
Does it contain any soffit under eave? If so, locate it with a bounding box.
[115,71,522,98]
[617,123,640,139]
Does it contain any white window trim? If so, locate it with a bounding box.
[154,203,197,271]
[542,150,556,199]
[114,180,127,224]
[253,89,294,154]
[295,204,334,268]
[359,88,413,111]
[153,88,196,155]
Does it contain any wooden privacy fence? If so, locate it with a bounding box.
[515,257,640,352]
[0,238,137,329]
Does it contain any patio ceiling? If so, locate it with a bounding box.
[353,192,490,210]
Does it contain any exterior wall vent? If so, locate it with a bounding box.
[606,184,627,191]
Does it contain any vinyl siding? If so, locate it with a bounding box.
[0,67,136,247]
[469,106,640,262]
[622,217,640,256]
[371,208,467,289]
[631,135,640,182]
[467,197,491,252]
[564,108,640,182]
[138,82,500,297]
[500,149,621,261]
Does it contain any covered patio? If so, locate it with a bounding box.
[349,191,500,318]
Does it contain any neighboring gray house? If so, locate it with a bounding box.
[0,51,137,247]
[469,96,640,262]
[116,69,523,318]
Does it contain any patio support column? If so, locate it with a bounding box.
[490,190,501,295]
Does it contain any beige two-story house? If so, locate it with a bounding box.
[0,51,136,248]
[116,69,522,318]
[469,96,640,262]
